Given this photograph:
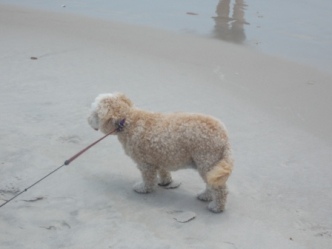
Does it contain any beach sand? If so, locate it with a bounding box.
[0,4,331,249]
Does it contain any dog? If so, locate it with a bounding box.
[88,93,233,213]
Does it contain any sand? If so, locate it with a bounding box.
[0,4,331,249]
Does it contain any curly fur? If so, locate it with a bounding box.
[88,93,234,213]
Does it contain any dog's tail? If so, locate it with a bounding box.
[206,152,233,188]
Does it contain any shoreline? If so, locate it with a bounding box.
[1,0,331,74]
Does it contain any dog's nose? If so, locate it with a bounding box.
[94,128,98,131]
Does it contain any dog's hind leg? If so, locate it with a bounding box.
[158,169,172,186]
[197,184,213,202]
[208,184,228,213]
[133,165,157,194]
[206,158,233,212]
[195,156,233,212]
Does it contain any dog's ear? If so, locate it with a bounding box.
[116,93,133,108]
[96,93,132,122]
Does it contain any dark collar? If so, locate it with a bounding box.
[116,119,126,132]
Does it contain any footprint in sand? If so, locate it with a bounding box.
[58,135,82,144]
[41,220,71,231]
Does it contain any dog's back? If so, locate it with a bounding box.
[120,111,230,171]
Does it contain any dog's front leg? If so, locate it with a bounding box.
[133,165,157,194]
[158,168,173,186]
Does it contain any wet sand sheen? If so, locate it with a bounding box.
[1,0,331,72]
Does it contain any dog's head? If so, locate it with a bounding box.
[87,93,133,133]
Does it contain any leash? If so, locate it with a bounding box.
[0,119,126,209]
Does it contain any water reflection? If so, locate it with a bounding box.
[212,0,249,44]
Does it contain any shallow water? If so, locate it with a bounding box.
[1,0,331,72]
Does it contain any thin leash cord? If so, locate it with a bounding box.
[0,120,125,209]
[0,163,66,208]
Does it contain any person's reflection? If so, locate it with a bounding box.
[212,0,249,44]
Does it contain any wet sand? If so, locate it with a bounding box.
[2,0,332,72]
[0,4,332,249]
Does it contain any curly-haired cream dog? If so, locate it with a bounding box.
[88,93,233,213]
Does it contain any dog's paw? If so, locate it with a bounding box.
[207,201,224,213]
[197,190,213,202]
[158,180,181,189]
[158,178,173,187]
[133,182,153,194]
